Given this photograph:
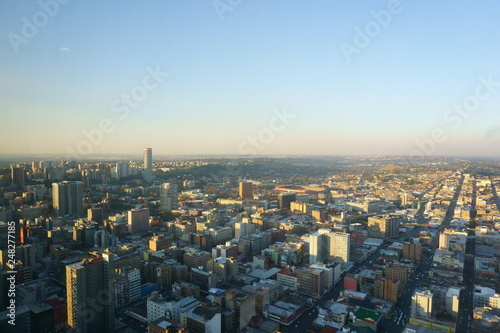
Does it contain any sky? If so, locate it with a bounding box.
[1,0,500,159]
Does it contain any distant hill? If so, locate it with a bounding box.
[379,163,402,171]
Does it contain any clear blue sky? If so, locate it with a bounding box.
[1,0,500,158]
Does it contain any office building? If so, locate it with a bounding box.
[297,267,325,297]
[128,207,150,234]
[52,181,84,216]
[411,290,433,319]
[160,183,178,212]
[66,253,115,333]
[386,265,408,286]
[225,289,256,331]
[181,305,221,333]
[278,193,296,210]
[367,215,400,239]
[309,230,350,264]
[446,287,460,319]
[143,147,153,181]
[309,230,330,264]
[330,232,350,264]
[87,207,103,224]
[403,240,423,261]
[0,222,8,250]
[439,233,451,250]
[149,234,173,251]
[183,248,210,270]
[374,277,401,303]
[239,181,253,199]
[116,162,129,179]
[11,164,26,184]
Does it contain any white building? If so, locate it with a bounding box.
[474,285,500,309]
[128,269,141,303]
[445,287,460,319]
[330,232,350,264]
[181,306,221,333]
[411,290,433,319]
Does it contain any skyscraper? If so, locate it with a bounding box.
[10,164,26,184]
[309,229,350,265]
[66,254,115,333]
[330,232,350,264]
[128,207,150,234]
[309,231,329,264]
[239,182,253,199]
[160,183,178,212]
[52,181,84,216]
[278,192,296,210]
[143,147,153,181]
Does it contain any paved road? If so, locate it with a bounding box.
[383,173,464,333]
[456,176,477,333]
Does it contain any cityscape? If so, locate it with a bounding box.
[1,152,500,333]
[2,1,500,333]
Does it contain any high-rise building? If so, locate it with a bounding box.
[309,230,350,265]
[401,192,408,206]
[52,181,84,216]
[149,234,173,251]
[411,290,433,319]
[88,207,103,223]
[0,222,8,250]
[66,254,115,333]
[367,215,400,239]
[239,182,253,199]
[183,248,210,270]
[308,230,329,264]
[297,267,325,297]
[143,148,153,181]
[128,207,150,234]
[10,164,26,184]
[278,193,296,210]
[439,233,451,250]
[116,162,129,179]
[160,183,178,212]
[330,232,350,264]
[403,240,423,261]
[385,265,408,286]
[374,277,401,302]
[446,287,460,319]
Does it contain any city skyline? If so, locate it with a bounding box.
[1,1,500,157]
